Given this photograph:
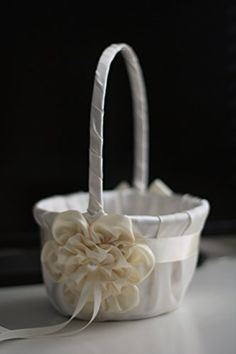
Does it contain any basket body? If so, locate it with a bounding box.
[33,43,210,322]
[34,181,209,321]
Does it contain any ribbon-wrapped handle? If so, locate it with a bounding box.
[87,43,149,217]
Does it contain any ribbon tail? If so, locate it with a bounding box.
[0,281,100,342]
[56,283,102,337]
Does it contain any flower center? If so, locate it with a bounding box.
[87,262,98,272]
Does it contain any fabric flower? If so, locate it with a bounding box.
[41,211,155,313]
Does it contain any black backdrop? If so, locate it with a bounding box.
[1,2,235,253]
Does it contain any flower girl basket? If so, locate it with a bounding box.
[0,43,209,341]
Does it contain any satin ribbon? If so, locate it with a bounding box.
[0,232,199,342]
[0,282,102,342]
[147,232,200,263]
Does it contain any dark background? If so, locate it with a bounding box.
[1,2,235,285]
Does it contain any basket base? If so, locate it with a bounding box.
[42,254,197,322]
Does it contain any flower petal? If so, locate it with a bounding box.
[52,211,89,245]
[91,214,135,244]
[102,285,139,313]
[41,240,61,281]
[124,244,155,282]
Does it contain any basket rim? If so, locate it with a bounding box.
[33,186,210,225]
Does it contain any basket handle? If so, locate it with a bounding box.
[87,43,149,218]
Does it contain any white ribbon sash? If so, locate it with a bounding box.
[147,232,200,263]
[0,232,199,342]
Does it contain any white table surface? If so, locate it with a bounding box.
[0,257,236,354]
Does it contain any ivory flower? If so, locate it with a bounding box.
[41,211,155,313]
